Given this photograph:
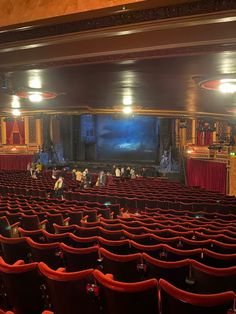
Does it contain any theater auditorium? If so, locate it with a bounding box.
[0,1,236,314]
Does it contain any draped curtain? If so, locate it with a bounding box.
[17,120,25,143]
[186,159,226,194]
[0,155,32,170]
[6,120,25,145]
[6,121,14,144]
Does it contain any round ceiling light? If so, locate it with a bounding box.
[15,90,57,101]
[28,93,43,103]
[200,78,236,93]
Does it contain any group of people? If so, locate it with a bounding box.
[27,162,43,179]
[113,166,136,179]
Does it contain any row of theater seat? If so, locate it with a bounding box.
[0,234,236,292]
[1,170,236,212]
[0,256,235,314]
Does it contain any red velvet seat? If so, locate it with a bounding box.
[202,248,236,268]
[42,230,71,245]
[0,217,19,238]
[69,234,98,248]
[60,243,99,271]
[99,227,125,240]
[20,213,47,231]
[65,210,83,225]
[99,247,143,282]
[53,223,76,234]
[188,259,236,293]
[45,213,70,233]
[0,235,30,264]
[93,269,159,314]
[159,278,235,314]
[27,238,62,269]
[39,263,99,314]
[143,253,190,289]
[98,237,131,255]
[74,225,100,237]
[0,258,44,314]
[18,227,45,242]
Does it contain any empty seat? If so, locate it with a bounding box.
[60,243,99,271]
[27,238,62,269]
[0,235,30,264]
[100,247,143,282]
[98,237,131,255]
[143,253,190,289]
[0,257,44,314]
[0,217,19,238]
[20,214,47,231]
[159,278,235,314]
[38,263,99,314]
[188,259,236,294]
[93,269,159,314]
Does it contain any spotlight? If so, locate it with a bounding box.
[123,95,132,106]
[122,106,132,114]
[28,92,43,102]
[11,96,20,108]
[12,108,21,116]
[219,83,236,94]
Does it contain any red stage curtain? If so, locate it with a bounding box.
[205,130,213,146]
[186,159,226,194]
[17,120,25,143]
[6,121,14,144]
[0,155,32,170]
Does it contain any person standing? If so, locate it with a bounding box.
[54,177,65,199]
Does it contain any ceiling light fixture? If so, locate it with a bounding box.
[199,78,236,93]
[123,106,133,114]
[11,95,20,108]
[219,83,236,94]
[28,92,43,102]
[123,95,133,106]
[12,108,21,116]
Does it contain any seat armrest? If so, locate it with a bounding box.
[63,217,70,226]
[81,215,88,223]
[13,259,25,266]
[40,219,48,230]
[11,222,20,237]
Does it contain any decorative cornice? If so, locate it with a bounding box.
[2,42,236,72]
[0,0,236,45]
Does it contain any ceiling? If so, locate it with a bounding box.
[0,1,236,119]
[0,50,236,118]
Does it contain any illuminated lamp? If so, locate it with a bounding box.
[16,90,57,102]
[199,78,236,93]
[11,147,17,151]
[12,109,21,116]
[122,106,133,114]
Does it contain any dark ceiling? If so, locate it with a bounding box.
[1,50,236,118]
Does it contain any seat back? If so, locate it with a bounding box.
[100,247,143,282]
[27,238,62,269]
[189,260,236,293]
[46,213,64,233]
[0,236,30,264]
[21,214,40,230]
[143,253,190,289]
[159,278,235,314]
[39,263,99,314]
[61,243,99,271]
[0,217,11,238]
[0,258,44,314]
[94,269,159,314]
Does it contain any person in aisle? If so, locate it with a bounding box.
[54,176,65,199]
